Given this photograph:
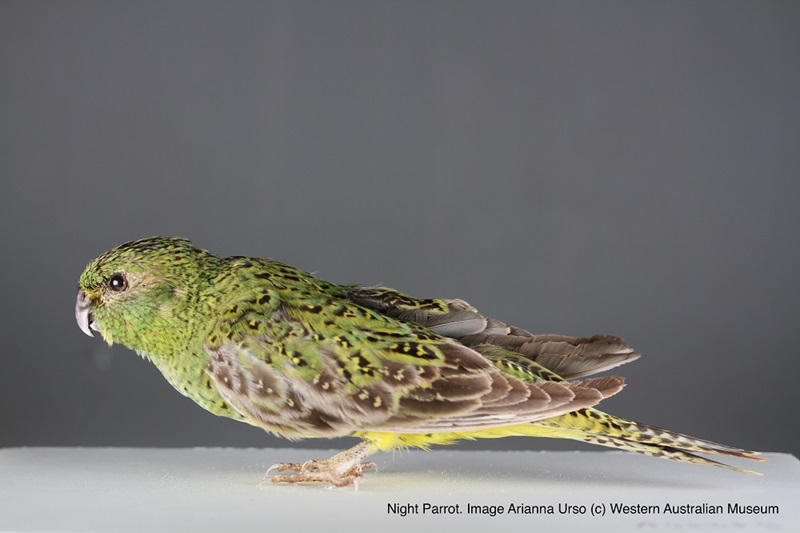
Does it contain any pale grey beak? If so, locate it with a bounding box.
[75,289,97,337]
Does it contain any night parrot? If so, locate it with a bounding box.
[75,237,762,486]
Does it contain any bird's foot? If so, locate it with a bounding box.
[264,441,376,487]
[267,461,377,487]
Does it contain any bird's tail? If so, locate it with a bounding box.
[529,408,764,474]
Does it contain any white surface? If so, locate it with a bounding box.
[0,448,796,532]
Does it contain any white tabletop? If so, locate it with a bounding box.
[1,447,796,532]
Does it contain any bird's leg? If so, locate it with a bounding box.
[266,441,377,487]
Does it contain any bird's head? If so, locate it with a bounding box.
[76,236,219,355]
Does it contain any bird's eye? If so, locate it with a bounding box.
[108,274,128,292]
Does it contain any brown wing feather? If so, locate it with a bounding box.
[207,338,625,438]
[348,287,640,379]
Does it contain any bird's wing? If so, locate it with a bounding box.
[203,284,625,438]
[346,286,640,379]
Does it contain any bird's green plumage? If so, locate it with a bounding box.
[76,236,762,484]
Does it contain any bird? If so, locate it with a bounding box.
[75,236,762,486]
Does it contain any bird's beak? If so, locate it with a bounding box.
[75,289,97,337]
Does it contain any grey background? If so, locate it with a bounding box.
[2,1,798,458]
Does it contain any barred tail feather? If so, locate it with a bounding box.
[531,409,764,475]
